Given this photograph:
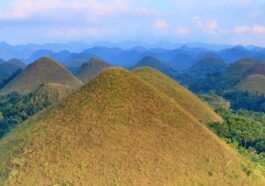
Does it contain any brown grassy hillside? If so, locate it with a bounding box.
[0,68,263,185]
[236,74,265,95]
[133,67,223,123]
[0,57,83,95]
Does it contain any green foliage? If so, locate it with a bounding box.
[208,109,265,173]
[0,83,71,138]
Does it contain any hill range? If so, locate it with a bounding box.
[0,68,263,185]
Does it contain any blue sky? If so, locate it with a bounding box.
[0,0,265,46]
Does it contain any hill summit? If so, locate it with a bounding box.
[133,56,178,79]
[0,68,263,185]
[0,57,83,95]
[188,56,227,76]
[76,57,111,83]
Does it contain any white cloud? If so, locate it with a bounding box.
[193,16,219,34]
[153,18,168,30]
[0,0,129,21]
[234,25,265,34]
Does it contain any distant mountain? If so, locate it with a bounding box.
[223,58,256,86]
[188,56,227,76]
[77,57,111,83]
[0,68,262,185]
[219,46,251,63]
[133,67,222,123]
[133,56,178,79]
[0,57,83,95]
[236,75,265,95]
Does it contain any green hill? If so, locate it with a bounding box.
[77,57,111,83]
[236,75,265,95]
[0,57,83,95]
[133,67,223,123]
[0,68,263,185]
[0,83,72,137]
[0,59,25,84]
[188,56,227,76]
[223,58,256,86]
[133,56,178,79]
[244,62,265,78]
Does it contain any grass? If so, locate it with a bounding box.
[0,68,264,185]
[133,67,223,123]
[236,75,265,95]
[0,57,83,95]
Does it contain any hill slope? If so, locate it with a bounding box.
[188,56,227,76]
[236,75,265,95]
[244,62,265,77]
[0,57,83,95]
[133,67,223,123]
[0,83,72,137]
[76,57,111,83]
[0,68,263,185]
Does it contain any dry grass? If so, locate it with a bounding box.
[133,67,223,123]
[0,68,264,185]
[236,74,265,95]
[0,57,83,95]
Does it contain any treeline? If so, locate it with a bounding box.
[208,109,265,172]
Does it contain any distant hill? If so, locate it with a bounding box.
[244,62,265,78]
[219,46,251,63]
[0,57,83,95]
[66,60,88,74]
[0,59,25,84]
[0,68,263,185]
[133,56,178,79]
[77,57,111,83]
[133,67,223,123]
[236,75,265,95]
[223,58,256,86]
[188,56,227,76]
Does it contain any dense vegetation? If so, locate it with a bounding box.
[208,109,265,174]
[0,83,71,137]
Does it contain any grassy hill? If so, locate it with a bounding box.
[0,68,263,185]
[188,56,227,76]
[244,62,265,77]
[0,57,83,95]
[133,56,178,79]
[236,75,265,95]
[133,67,223,123]
[77,57,111,83]
[223,58,256,86]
